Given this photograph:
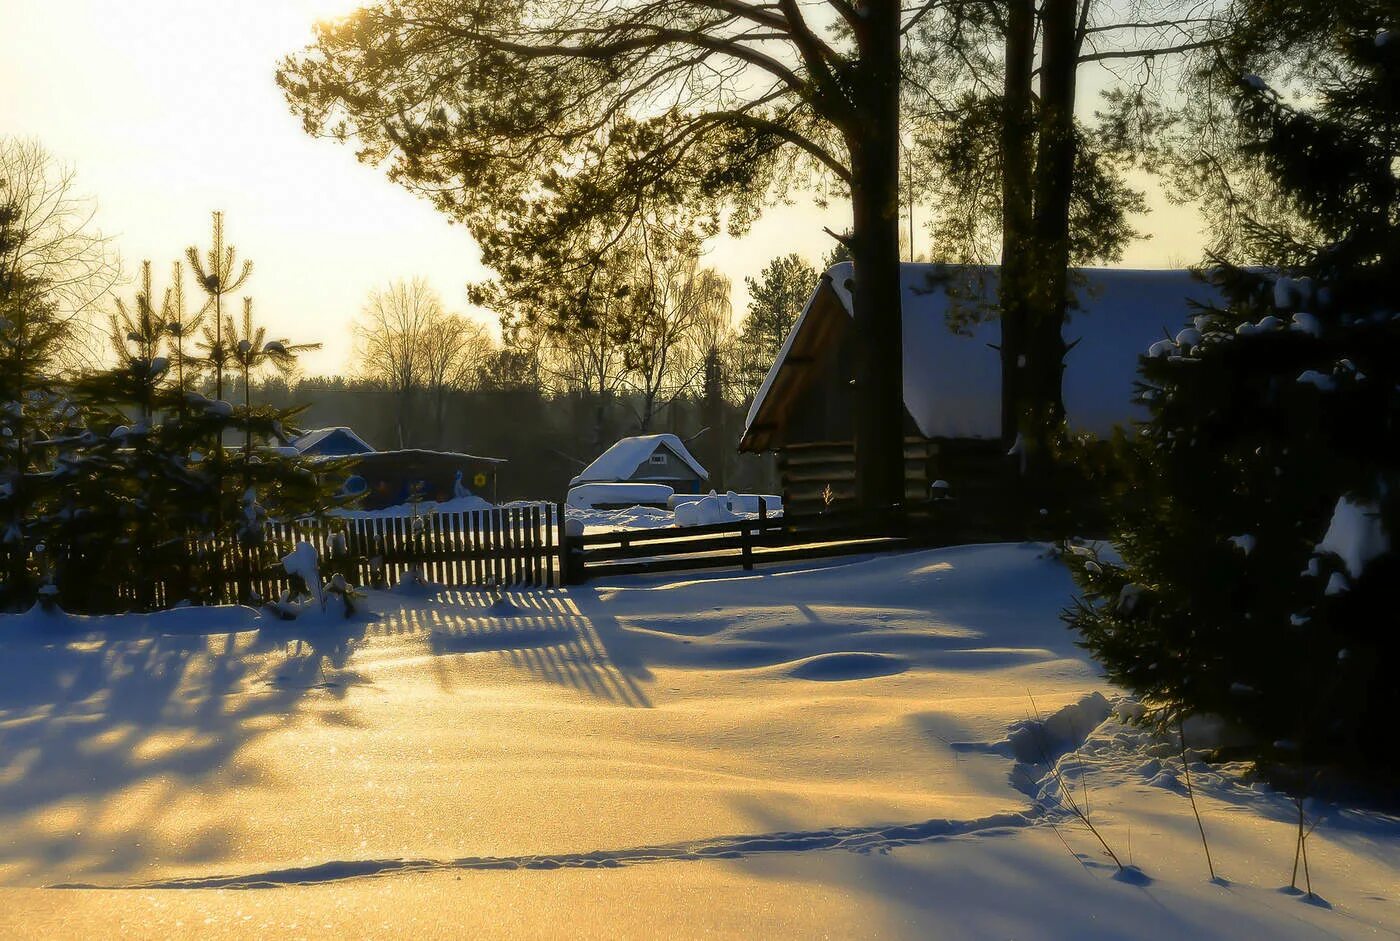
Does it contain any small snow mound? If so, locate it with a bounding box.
[1228,534,1256,555]
[389,570,445,596]
[1113,865,1153,886]
[722,492,782,514]
[1296,369,1335,391]
[1290,312,1322,337]
[485,594,526,617]
[1005,691,1112,765]
[786,652,908,682]
[674,493,740,527]
[1315,495,1388,578]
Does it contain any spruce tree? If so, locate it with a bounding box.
[66,262,192,607]
[1066,12,1399,780]
[0,274,73,606]
[737,254,818,399]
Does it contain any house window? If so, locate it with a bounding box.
[649,454,667,465]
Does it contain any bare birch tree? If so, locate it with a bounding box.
[419,313,496,447]
[0,136,117,366]
[357,277,442,447]
[618,231,731,432]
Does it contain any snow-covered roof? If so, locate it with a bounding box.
[354,448,506,464]
[566,482,676,509]
[570,434,709,487]
[743,263,1220,446]
[292,426,375,456]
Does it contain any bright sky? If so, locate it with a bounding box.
[1,0,1207,377]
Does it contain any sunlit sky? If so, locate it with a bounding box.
[1,0,1206,376]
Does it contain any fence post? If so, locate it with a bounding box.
[741,521,754,571]
[556,501,573,586]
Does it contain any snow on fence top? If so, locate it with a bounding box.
[569,433,709,486]
[744,263,1221,443]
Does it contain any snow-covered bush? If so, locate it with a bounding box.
[322,572,364,618]
[281,540,321,604]
[1066,29,1399,780]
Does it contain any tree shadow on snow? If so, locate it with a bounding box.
[388,588,653,708]
[0,615,368,884]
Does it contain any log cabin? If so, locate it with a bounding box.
[737,262,1218,515]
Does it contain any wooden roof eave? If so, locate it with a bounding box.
[737,279,849,453]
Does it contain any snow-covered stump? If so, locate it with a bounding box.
[36,582,60,614]
[321,572,364,619]
[323,529,355,590]
[281,540,321,608]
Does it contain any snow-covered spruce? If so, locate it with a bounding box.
[1066,38,1400,778]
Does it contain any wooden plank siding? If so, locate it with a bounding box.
[776,437,1011,518]
[778,437,934,516]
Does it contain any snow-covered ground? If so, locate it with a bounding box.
[1,544,1396,938]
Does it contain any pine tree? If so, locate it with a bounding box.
[62,261,193,608]
[161,260,204,414]
[737,254,818,398]
[49,252,343,611]
[1066,11,1400,780]
[0,273,73,605]
[186,211,252,403]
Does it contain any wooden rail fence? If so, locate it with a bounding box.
[557,501,945,584]
[109,501,949,607]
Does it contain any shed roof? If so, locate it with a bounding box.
[570,434,709,487]
[353,448,507,465]
[740,263,1219,450]
[292,426,376,455]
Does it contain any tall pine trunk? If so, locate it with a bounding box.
[999,0,1036,449]
[1029,0,1078,435]
[1005,0,1078,515]
[848,0,906,510]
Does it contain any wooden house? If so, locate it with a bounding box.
[738,263,1219,515]
[570,434,709,495]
